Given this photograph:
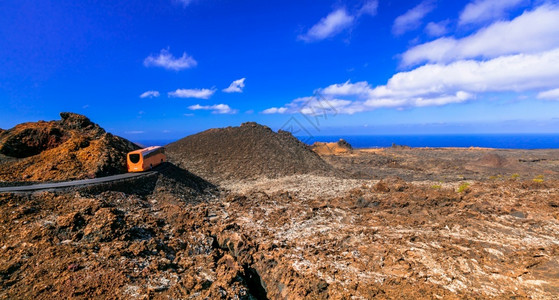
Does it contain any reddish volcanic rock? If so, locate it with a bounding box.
[0,112,139,182]
[311,139,353,155]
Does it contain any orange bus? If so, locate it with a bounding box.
[127,146,166,172]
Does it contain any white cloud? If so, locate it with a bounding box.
[402,5,559,67]
[359,0,379,16]
[223,78,246,93]
[144,49,197,71]
[298,2,379,42]
[262,96,365,115]
[264,48,559,114]
[425,20,450,37]
[262,107,288,114]
[168,88,215,99]
[322,81,372,96]
[392,1,435,36]
[298,8,355,42]
[537,88,559,100]
[188,104,238,114]
[125,131,145,134]
[381,49,559,96]
[140,90,160,98]
[459,0,528,25]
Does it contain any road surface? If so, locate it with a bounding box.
[0,171,156,193]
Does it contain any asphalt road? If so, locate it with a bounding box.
[0,171,156,193]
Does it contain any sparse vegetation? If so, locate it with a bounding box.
[431,184,442,189]
[533,175,545,183]
[511,173,520,179]
[457,182,470,193]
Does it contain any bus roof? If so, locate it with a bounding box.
[128,146,164,156]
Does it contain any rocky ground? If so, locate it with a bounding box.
[1,117,559,299]
[323,147,559,182]
[2,171,558,299]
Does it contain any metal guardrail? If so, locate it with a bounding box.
[0,171,156,193]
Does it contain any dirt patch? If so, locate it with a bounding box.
[166,122,334,182]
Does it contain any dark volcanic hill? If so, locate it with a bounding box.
[166,122,334,181]
[0,112,139,182]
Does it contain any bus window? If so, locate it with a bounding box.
[129,153,141,164]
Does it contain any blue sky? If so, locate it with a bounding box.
[2,0,559,142]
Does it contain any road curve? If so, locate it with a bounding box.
[0,171,156,193]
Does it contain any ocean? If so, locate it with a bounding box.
[301,134,559,149]
[134,133,559,150]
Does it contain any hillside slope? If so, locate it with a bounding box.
[166,122,334,181]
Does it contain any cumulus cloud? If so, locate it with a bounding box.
[298,9,355,42]
[188,104,238,114]
[140,91,160,98]
[392,1,436,36]
[459,0,528,25]
[223,78,246,93]
[264,48,559,114]
[425,20,450,37]
[402,5,559,67]
[322,80,372,96]
[144,49,197,71]
[377,49,559,98]
[262,97,357,115]
[537,88,559,100]
[168,88,215,99]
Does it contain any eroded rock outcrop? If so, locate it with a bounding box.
[311,139,353,155]
[0,113,139,182]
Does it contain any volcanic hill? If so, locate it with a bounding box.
[166,122,334,182]
[0,112,139,182]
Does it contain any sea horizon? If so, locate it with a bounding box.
[134,133,559,150]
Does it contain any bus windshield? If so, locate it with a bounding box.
[129,153,141,164]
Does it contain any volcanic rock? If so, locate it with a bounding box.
[166,122,334,181]
[311,139,353,155]
[477,153,507,168]
[0,113,139,182]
